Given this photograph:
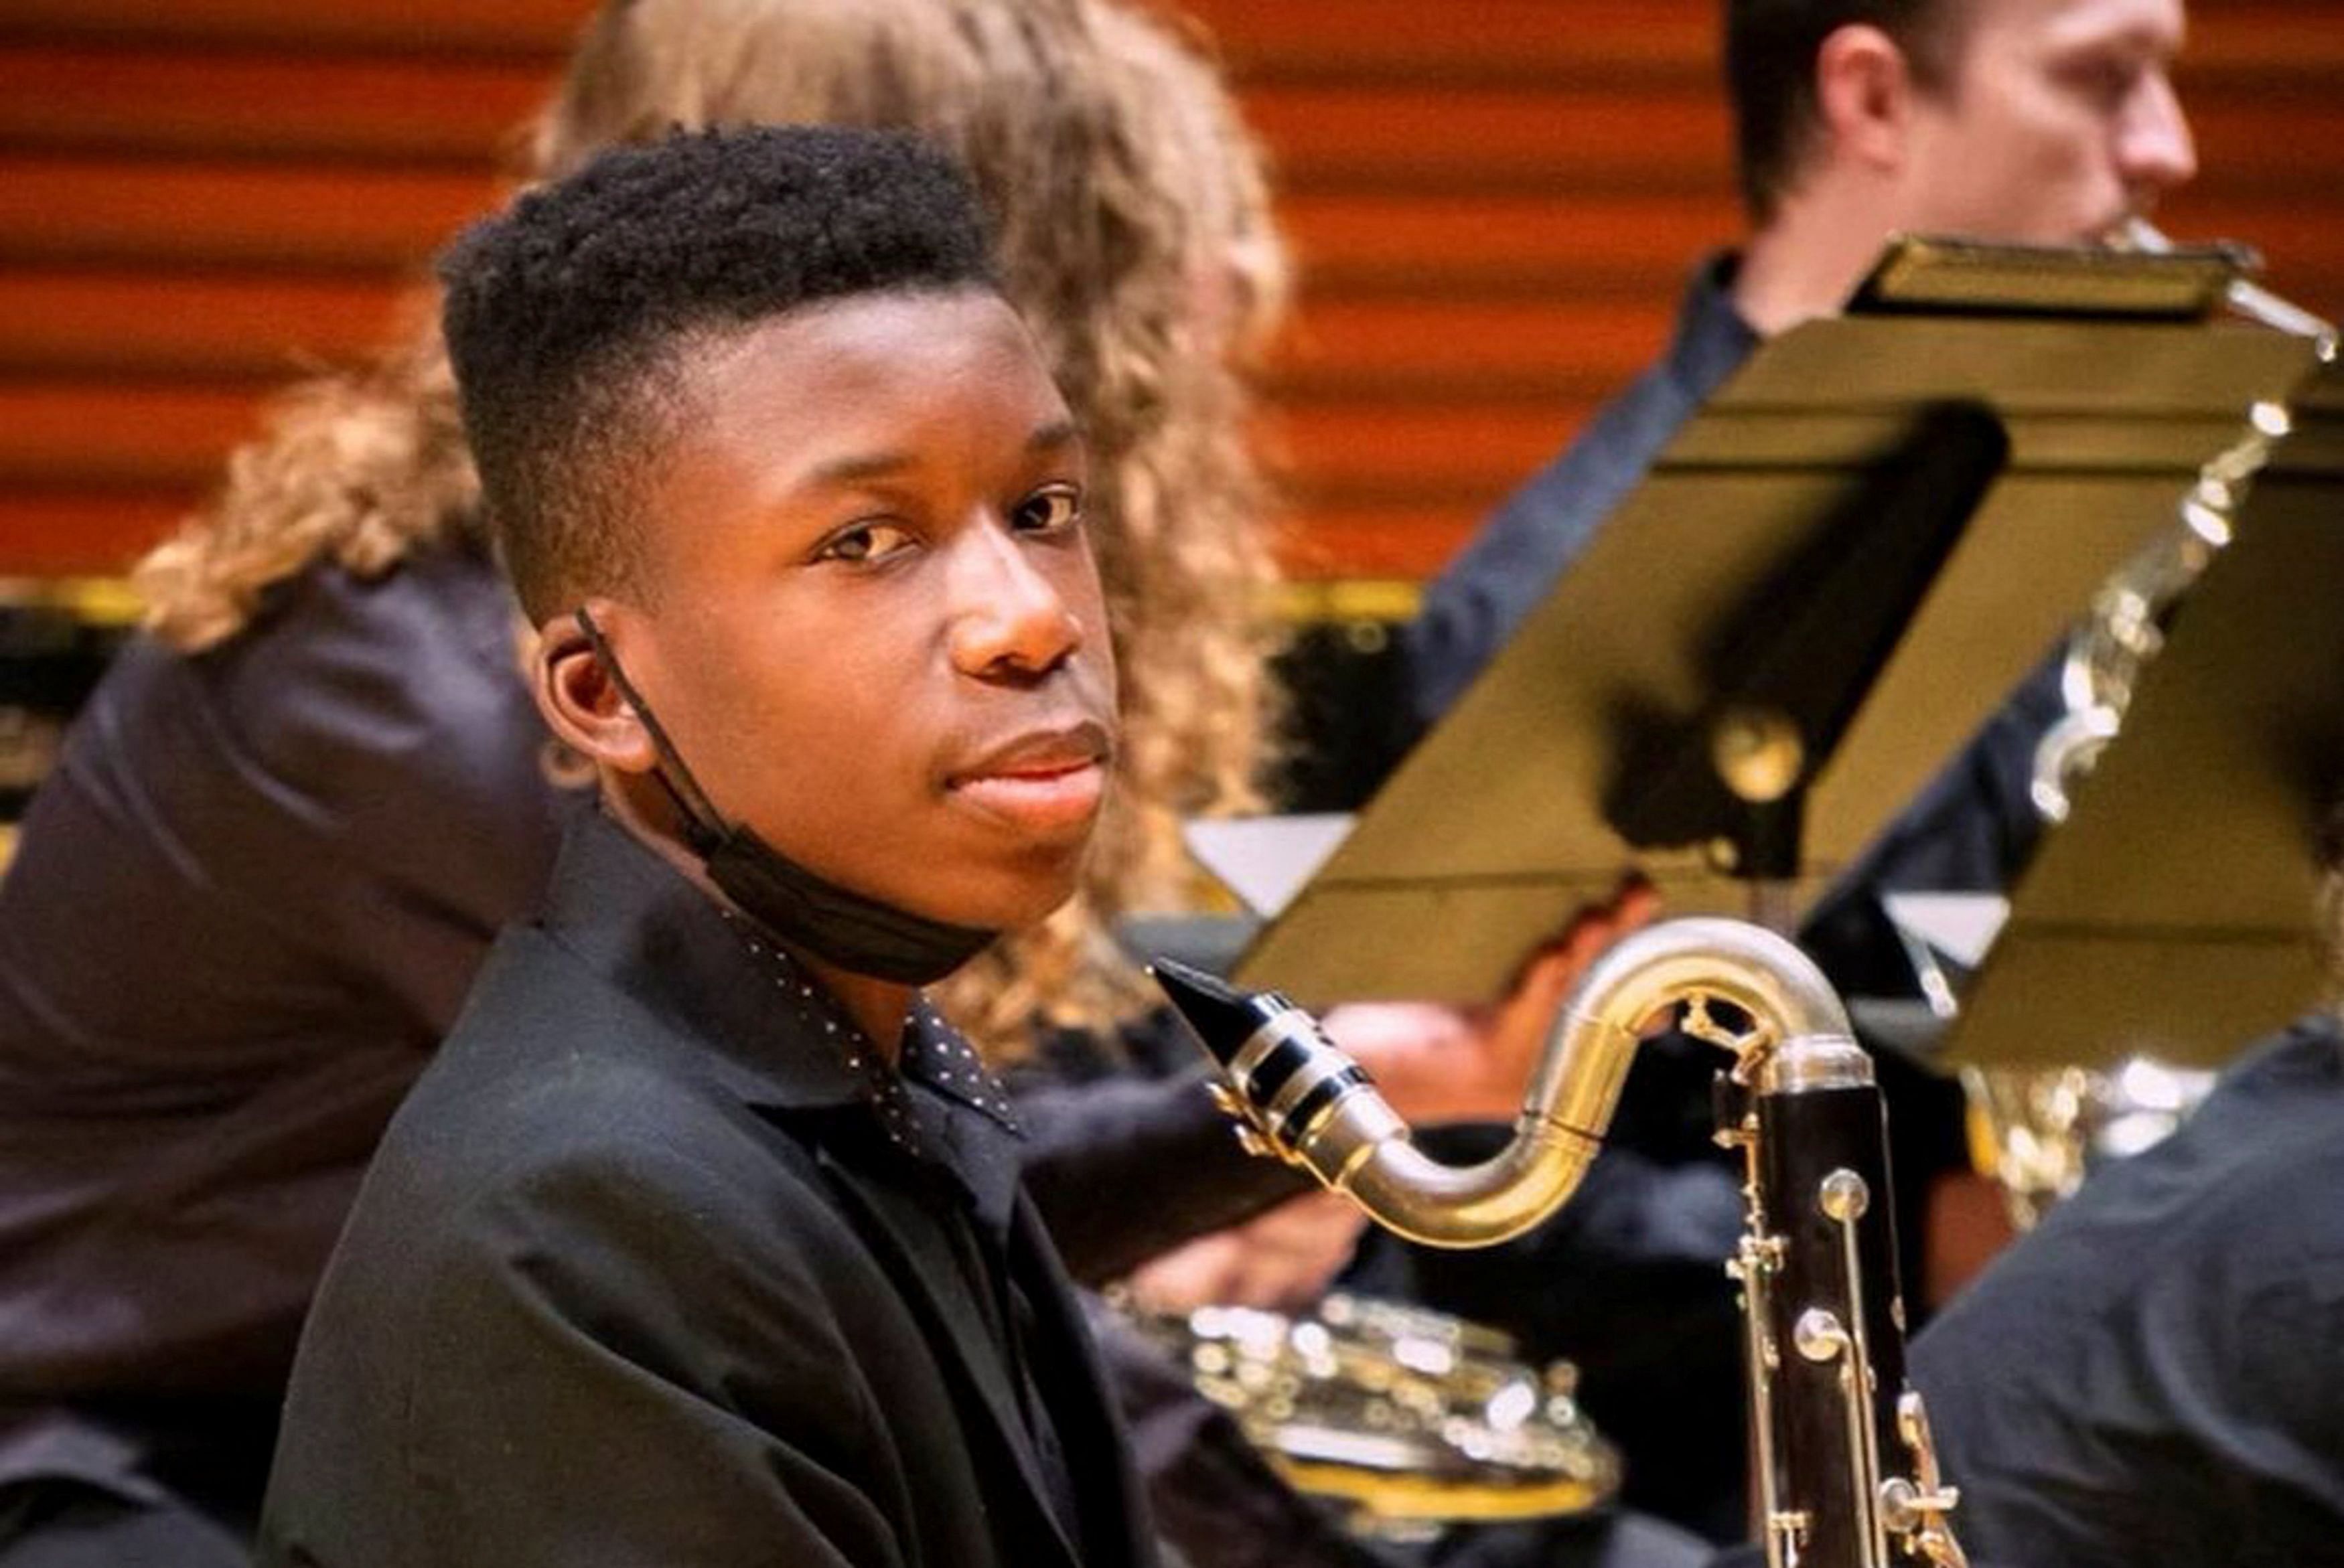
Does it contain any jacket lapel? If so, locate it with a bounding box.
[813,1146,1084,1568]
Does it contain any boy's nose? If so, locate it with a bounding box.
[946,523,1084,679]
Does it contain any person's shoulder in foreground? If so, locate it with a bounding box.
[260,122,1152,1568]
[1911,1008,2344,1568]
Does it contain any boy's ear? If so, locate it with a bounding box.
[531,605,660,775]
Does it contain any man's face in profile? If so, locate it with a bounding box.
[607,286,1118,935]
[1897,0,2197,245]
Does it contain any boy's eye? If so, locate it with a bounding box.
[1013,485,1084,536]
[817,521,918,565]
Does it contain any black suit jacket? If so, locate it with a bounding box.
[260,810,1156,1568]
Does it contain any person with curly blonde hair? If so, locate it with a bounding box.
[135,0,1289,1054]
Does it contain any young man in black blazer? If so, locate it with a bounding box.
[261,125,1150,1567]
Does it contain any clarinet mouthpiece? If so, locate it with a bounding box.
[1146,957,1289,1068]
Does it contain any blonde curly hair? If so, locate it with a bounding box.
[133,0,1289,1056]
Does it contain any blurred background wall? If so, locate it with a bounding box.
[0,0,2339,584]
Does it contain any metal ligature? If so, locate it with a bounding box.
[1153,919,1968,1568]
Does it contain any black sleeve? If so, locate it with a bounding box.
[0,552,575,1079]
[1011,1011,1313,1285]
[263,1140,911,1568]
[212,552,579,1034]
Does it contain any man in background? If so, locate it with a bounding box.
[1345,0,2201,1539]
[1407,0,2198,723]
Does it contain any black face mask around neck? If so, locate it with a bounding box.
[573,608,998,986]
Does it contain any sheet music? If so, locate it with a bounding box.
[1183,813,1353,918]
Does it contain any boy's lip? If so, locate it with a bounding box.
[945,719,1114,831]
[948,718,1114,784]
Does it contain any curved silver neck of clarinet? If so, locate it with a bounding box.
[1153,917,1969,1567]
[1151,917,1850,1248]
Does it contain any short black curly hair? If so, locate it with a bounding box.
[440,123,998,619]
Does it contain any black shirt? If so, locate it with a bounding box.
[1911,1010,2344,1568]
[260,808,1155,1567]
[0,546,1287,1527]
[0,549,569,1417]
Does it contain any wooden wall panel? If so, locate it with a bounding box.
[0,157,497,268]
[0,0,591,54]
[0,271,407,374]
[0,0,2339,581]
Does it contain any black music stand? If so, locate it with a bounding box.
[1944,358,2344,1071]
[1213,246,2321,1007]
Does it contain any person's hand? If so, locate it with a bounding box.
[1317,877,1659,1125]
[1122,1191,1368,1314]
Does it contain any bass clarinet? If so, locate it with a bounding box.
[1152,917,1966,1568]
